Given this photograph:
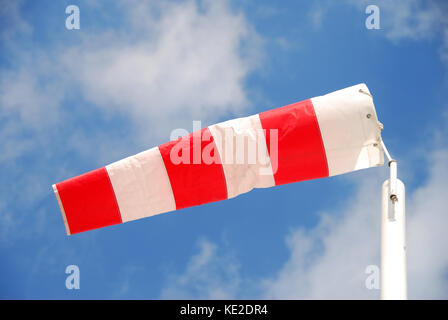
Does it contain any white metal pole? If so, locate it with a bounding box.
[380,149,407,299]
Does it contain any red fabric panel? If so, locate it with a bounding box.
[259,99,329,185]
[159,127,228,210]
[55,167,122,234]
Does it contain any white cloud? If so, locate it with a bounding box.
[309,1,448,66]
[161,238,240,299]
[348,0,448,64]
[262,170,384,299]
[113,265,145,298]
[61,0,262,137]
[0,61,65,128]
[0,0,32,50]
[308,1,332,30]
[366,0,444,41]
[406,150,448,298]
[0,0,262,147]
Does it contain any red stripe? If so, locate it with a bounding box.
[259,99,329,185]
[55,167,122,234]
[159,127,228,210]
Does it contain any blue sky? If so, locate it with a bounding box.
[1,0,448,299]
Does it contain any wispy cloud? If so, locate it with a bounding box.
[308,0,448,66]
[61,0,263,136]
[161,238,240,299]
[113,265,145,299]
[349,0,448,65]
[0,0,32,51]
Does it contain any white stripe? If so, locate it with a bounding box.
[312,83,384,176]
[209,114,275,199]
[106,146,176,222]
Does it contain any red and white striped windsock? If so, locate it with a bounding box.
[53,83,384,235]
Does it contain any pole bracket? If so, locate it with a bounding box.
[381,141,398,203]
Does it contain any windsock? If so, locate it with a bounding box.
[53,83,384,235]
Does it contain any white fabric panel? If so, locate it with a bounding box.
[311,83,384,176]
[208,114,275,199]
[106,147,176,222]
